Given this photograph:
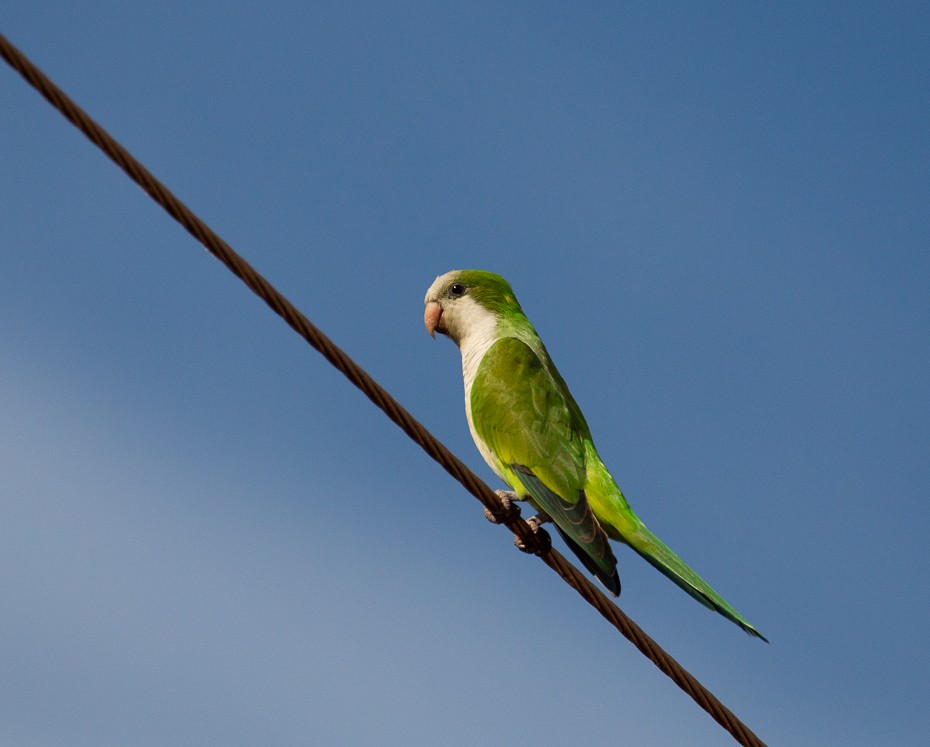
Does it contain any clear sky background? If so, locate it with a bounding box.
[2,3,928,745]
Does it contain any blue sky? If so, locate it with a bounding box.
[2,3,928,744]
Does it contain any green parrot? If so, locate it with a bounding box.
[424,269,765,640]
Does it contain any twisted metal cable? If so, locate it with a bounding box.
[1,33,766,747]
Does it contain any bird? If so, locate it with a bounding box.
[424,269,766,640]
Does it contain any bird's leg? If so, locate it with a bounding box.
[483,490,523,524]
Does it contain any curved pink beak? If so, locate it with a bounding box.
[424,301,443,338]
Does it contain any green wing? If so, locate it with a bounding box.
[470,337,619,595]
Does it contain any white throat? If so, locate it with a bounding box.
[453,297,500,399]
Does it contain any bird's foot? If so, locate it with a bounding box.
[513,512,553,556]
[483,490,522,524]
[526,512,551,530]
[484,493,551,556]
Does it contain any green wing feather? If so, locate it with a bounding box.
[470,337,620,595]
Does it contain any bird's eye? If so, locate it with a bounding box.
[449,283,466,298]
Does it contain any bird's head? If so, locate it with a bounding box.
[424,269,523,347]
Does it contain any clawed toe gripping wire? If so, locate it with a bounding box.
[483,492,551,555]
[514,520,552,556]
[1,33,766,747]
[483,491,522,525]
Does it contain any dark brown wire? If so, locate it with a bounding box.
[1,33,766,747]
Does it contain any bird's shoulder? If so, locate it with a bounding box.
[471,336,573,435]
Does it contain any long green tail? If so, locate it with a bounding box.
[627,522,768,641]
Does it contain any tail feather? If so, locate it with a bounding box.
[627,523,767,642]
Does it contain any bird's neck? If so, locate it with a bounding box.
[458,314,501,400]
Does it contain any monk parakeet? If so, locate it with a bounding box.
[424,269,765,640]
